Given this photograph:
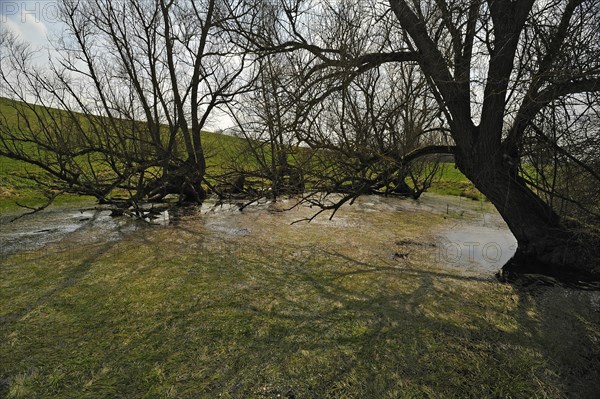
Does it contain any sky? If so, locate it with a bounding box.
[0,0,234,130]
[0,1,63,52]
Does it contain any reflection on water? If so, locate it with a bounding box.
[1,194,515,276]
[0,205,138,258]
[437,225,518,274]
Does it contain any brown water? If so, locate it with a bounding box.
[1,193,515,276]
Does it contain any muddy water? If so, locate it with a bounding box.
[0,203,139,259]
[194,194,518,276]
[0,194,515,276]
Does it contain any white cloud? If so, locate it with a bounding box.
[20,6,49,37]
[2,12,49,49]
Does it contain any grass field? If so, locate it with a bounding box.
[1,98,598,398]
[1,197,598,398]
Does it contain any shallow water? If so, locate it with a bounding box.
[1,194,515,276]
[0,204,139,259]
[439,226,517,273]
[187,194,517,277]
[431,195,518,274]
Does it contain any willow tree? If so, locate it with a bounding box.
[0,0,253,205]
[387,0,600,280]
[248,0,600,280]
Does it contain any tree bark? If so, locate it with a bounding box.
[455,149,600,281]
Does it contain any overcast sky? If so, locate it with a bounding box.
[0,1,64,52]
[0,1,235,130]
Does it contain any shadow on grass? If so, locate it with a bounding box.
[510,282,600,399]
[0,210,135,328]
[0,226,598,398]
[157,245,600,398]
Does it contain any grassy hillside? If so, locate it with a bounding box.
[0,97,247,211]
[0,97,481,211]
[428,164,484,200]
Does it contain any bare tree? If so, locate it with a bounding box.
[298,63,449,199]
[243,0,600,280]
[222,53,307,200]
[0,0,254,209]
[228,0,449,204]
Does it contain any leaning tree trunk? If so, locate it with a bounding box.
[455,152,600,282]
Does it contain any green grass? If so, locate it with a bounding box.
[0,153,96,212]
[428,164,484,201]
[0,97,102,211]
[1,199,598,398]
[0,97,483,211]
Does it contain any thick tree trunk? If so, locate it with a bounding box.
[170,159,206,203]
[147,159,206,204]
[455,152,600,282]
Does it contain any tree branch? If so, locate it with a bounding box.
[506,77,600,148]
[402,144,456,164]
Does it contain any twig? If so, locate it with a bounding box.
[10,189,66,222]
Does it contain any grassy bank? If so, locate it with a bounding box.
[0,96,244,211]
[0,158,483,212]
[0,156,93,213]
